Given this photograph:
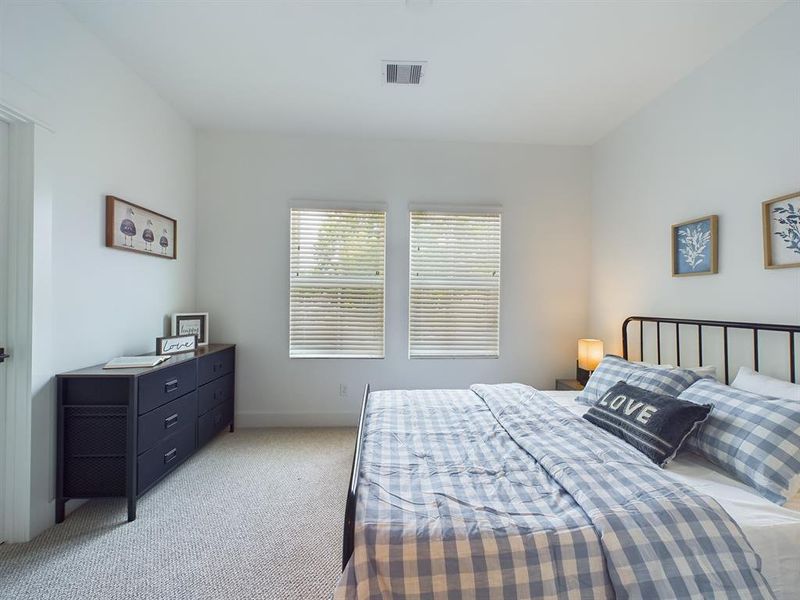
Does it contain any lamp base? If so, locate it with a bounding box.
[576,362,591,386]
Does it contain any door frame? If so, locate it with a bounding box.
[0,117,9,544]
[0,101,43,542]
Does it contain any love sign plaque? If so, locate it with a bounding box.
[156,334,198,356]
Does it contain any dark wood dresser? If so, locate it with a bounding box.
[55,344,235,523]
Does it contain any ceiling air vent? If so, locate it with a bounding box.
[383,61,426,85]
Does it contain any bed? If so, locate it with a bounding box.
[550,389,800,600]
[335,317,800,599]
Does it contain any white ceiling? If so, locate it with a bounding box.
[63,1,780,145]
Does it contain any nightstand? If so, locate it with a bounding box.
[555,379,584,391]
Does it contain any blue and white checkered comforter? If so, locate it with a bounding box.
[333,384,773,599]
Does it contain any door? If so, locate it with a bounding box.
[0,119,9,543]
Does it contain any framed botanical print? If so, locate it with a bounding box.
[763,191,800,269]
[106,196,177,259]
[671,215,718,277]
[171,313,209,346]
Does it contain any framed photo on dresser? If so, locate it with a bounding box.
[171,313,209,346]
[156,334,198,355]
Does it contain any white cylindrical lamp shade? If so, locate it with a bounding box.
[578,339,604,371]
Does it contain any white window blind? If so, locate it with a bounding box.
[409,211,501,358]
[290,208,386,358]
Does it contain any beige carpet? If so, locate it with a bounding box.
[0,428,355,600]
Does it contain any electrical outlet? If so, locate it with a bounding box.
[339,384,348,398]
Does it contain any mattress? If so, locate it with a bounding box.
[546,389,800,600]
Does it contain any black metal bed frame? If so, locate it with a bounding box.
[342,316,800,570]
[622,316,800,384]
[342,383,370,571]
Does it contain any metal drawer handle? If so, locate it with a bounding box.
[213,412,222,425]
[164,379,179,393]
[164,448,177,464]
[164,413,179,429]
[213,361,223,372]
[213,390,225,402]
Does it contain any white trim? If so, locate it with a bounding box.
[235,411,358,428]
[0,119,8,544]
[1,114,36,542]
[287,198,388,213]
[0,67,56,133]
[407,201,503,214]
[0,104,53,135]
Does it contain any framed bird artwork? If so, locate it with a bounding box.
[105,195,177,259]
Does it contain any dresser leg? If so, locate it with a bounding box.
[127,495,137,522]
[126,378,138,523]
[55,498,66,524]
[229,421,235,433]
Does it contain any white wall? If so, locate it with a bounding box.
[6,0,796,541]
[197,133,591,425]
[589,3,800,372]
[1,2,196,538]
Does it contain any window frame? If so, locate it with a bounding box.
[407,209,502,359]
[289,206,386,359]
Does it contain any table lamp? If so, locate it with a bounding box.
[577,339,603,385]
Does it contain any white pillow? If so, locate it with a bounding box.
[731,367,800,401]
[686,365,718,380]
[635,362,717,380]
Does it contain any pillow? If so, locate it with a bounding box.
[575,355,701,406]
[681,378,800,505]
[732,367,800,401]
[635,362,717,380]
[687,365,718,380]
[584,382,712,466]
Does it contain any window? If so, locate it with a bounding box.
[289,208,386,358]
[409,211,501,358]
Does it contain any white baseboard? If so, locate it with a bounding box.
[24,498,87,542]
[235,411,358,428]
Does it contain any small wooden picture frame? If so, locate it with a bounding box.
[763,191,800,270]
[171,313,209,346]
[106,196,177,259]
[156,334,198,355]
[671,215,718,277]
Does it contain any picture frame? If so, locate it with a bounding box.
[106,195,177,259]
[671,214,718,277]
[156,334,198,356]
[171,313,209,346]
[762,191,800,270]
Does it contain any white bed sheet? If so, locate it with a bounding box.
[544,390,800,600]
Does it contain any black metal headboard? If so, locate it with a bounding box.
[622,316,800,384]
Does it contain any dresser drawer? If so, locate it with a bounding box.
[137,391,197,454]
[138,361,197,415]
[198,373,234,416]
[198,399,233,447]
[197,347,235,386]
[137,423,196,494]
